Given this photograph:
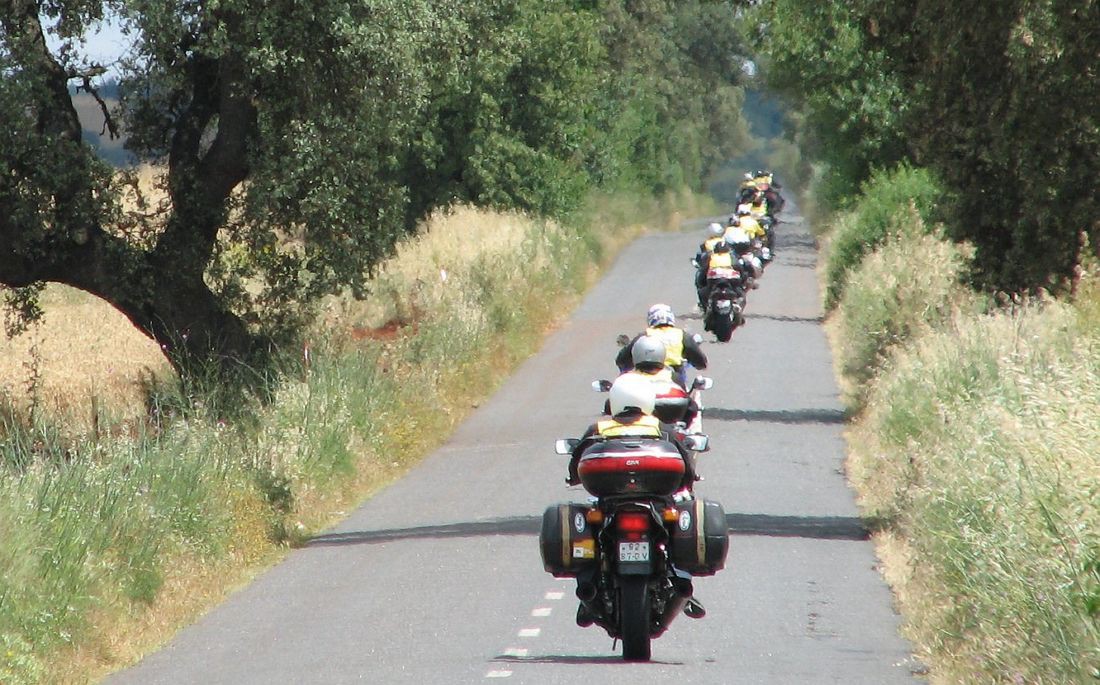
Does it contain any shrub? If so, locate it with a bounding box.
[823,164,942,309]
[832,207,974,407]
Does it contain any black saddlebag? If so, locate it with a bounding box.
[669,498,729,576]
[540,503,597,577]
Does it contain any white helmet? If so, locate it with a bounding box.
[631,335,667,367]
[609,373,657,415]
[707,222,724,236]
[724,225,750,247]
[646,303,675,327]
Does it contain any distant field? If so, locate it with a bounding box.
[0,285,171,428]
[72,93,132,165]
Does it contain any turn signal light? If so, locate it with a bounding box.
[662,508,679,524]
[585,509,604,525]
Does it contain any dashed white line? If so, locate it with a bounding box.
[544,591,565,600]
[485,670,513,678]
[503,647,529,658]
[531,607,552,617]
[518,627,541,638]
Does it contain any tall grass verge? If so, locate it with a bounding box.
[0,191,704,684]
[830,208,976,407]
[825,167,1098,682]
[847,302,1100,683]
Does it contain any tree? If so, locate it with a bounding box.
[750,0,910,202]
[860,0,1100,292]
[753,0,1100,292]
[1,0,752,382]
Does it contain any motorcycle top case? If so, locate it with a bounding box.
[669,498,729,576]
[540,503,597,577]
[576,439,685,497]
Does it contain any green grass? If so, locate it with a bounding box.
[824,167,1099,683]
[831,209,976,408]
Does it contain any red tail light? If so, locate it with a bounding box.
[616,511,651,533]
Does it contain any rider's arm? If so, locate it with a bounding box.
[615,334,642,372]
[682,331,708,369]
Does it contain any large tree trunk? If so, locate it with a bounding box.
[1,1,264,383]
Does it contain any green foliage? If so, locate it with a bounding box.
[2,0,751,379]
[860,0,1100,293]
[823,164,943,308]
[754,0,1100,293]
[749,0,909,203]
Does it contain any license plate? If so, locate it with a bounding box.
[618,541,650,562]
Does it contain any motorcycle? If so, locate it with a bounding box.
[702,263,746,343]
[541,430,728,661]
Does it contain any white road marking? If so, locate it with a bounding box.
[485,670,513,678]
[503,647,529,657]
[531,607,552,617]
[518,627,541,638]
[544,591,565,600]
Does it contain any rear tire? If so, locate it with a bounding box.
[713,314,733,343]
[619,576,651,662]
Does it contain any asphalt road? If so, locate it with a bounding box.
[108,212,922,684]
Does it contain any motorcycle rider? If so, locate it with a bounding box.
[618,335,701,430]
[735,207,771,265]
[697,222,727,258]
[694,239,748,312]
[725,223,762,283]
[566,373,698,491]
[616,304,707,388]
[694,223,728,305]
[566,374,707,626]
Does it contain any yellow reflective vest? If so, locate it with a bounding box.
[623,367,674,384]
[596,414,662,438]
[645,326,685,367]
[740,215,765,239]
[702,235,724,253]
[708,251,734,270]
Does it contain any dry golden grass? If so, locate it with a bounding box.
[0,285,172,430]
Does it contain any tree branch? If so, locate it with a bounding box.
[71,65,121,140]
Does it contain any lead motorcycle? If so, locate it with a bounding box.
[540,421,728,660]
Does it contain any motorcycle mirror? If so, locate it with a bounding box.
[615,333,631,347]
[692,376,713,390]
[682,437,708,453]
[683,434,710,452]
[591,379,613,392]
[554,438,580,455]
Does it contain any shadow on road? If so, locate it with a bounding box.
[305,511,868,547]
[703,407,847,424]
[491,654,681,666]
[742,313,824,324]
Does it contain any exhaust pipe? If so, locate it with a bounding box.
[654,595,688,637]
